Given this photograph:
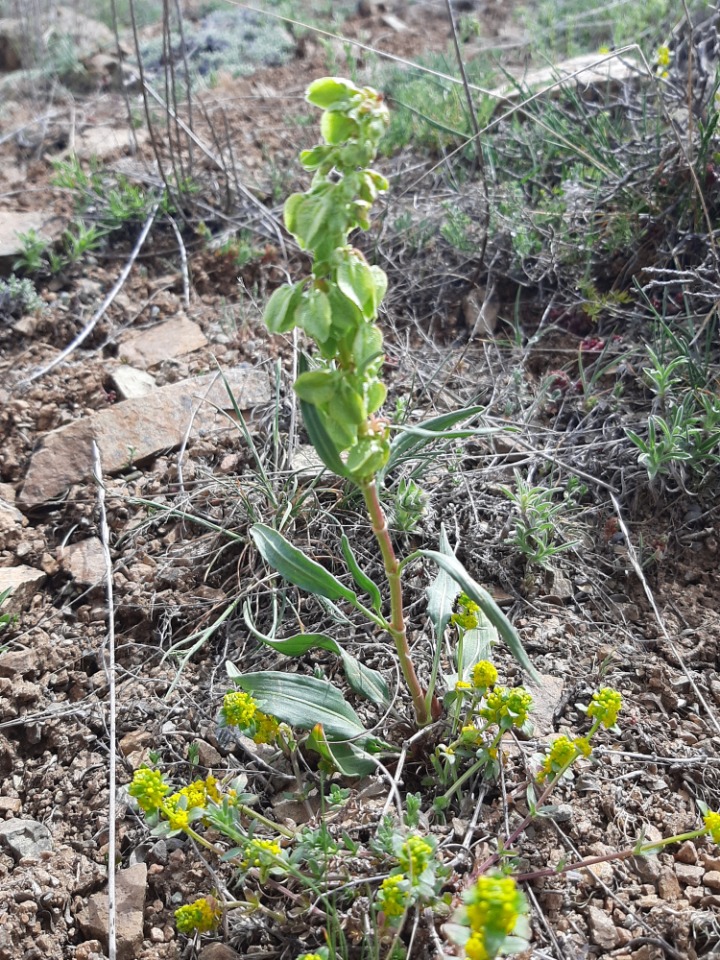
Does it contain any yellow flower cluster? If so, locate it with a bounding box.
[451,594,481,631]
[704,810,720,843]
[377,873,410,918]
[463,875,526,960]
[221,690,281,745]
[587,688,622,728]
[398,835,433,879]
[128,767,169,813]
[472,660,498,690]
[537,735,592,783]
[174,896,222,934]
[242,837,283,868]
[221,690,258,727]
[480,686,533,730]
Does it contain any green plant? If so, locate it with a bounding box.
[248,76,536,748]
[63,221,106,264]
[0,276,43,319]
[501,472,579,567]
[13,229,50,275]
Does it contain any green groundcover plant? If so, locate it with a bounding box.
[128,79,720,958]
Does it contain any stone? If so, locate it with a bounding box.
[118,730,154,759]
[75,941,106,960]
[676,840,698,864]
[199,944,243,960]
[675,862,704,886]
[0,817,52,859]
[110,365,156,401]
[0,796,21,816]
[0,565,46,610]
[526,673,565,738]
[658,866,682,900]
[703,870,720,891]
[58,537,106,585]
[0,211,65,265]
[194,739,222,768]
[587,905,619,950]
[0,648,38,678]
[77,863,147,960]
[380,12,408,30]
[631,855,662,884]
[117,316,208,369]
[0,496,26,544]
[701,852,720,872]
[19,364,270,507]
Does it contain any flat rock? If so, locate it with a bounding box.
[587,905,619,950]
[0,211,65,263]
[199,944,243,960]
[0,817,53,859]
[118,316,208,368]
[19,364,270,508]
[58,537,106,585]
[0,797,21,816]
[704,870,720,891]
[0,565,46,610]
[676,862,704,885]
[110,365,156,401]
[526,673,564,738]
[73,125,149,162]
[0,648,38,679]
[77,863,147,960]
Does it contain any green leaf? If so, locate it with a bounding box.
[337,255,376,317]
[297,288,332,342]
[367,381,387,414]
[283,193,304,236]
[345,437,389,480]
[300,395,350,478]
[321,111,358,144]
[457,618,495,675]
[307,724,376,776]
[426,525,460,646]
[294,369,338,405]
[306,76,360,108]
[264,284,298,334]
[383,405,488,475]
[352,323,383,372]
[418,549,539,682]
[251,523,357,602]
[243,604,390,706]
[335,378,366,425]
[369,266,387,310]
[299,145,333,170]
[327,285,363,337]
[340,534,383,613]
[230,670,367,741]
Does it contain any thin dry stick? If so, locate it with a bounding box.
[19,200,160,387]
[609,492,720,735]
[167,214,191,308]
[92,440,117,960]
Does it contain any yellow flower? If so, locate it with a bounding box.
[174,896,222,934]
[455,680,472,693]
[587,687,622,728]
[377,873,410,918]
[598,45,610,55]
[166,804,190,832]
[574,736,592,758]
[204,774,221,803]
[704,810,720,843]
[463,875,526,957]
[242,837,283,868]
[128,767,169,813]
[253,712,281,744]
[537,735,576,782]
[221,690,258,728]
[398,835,433,880]
[461,723,482,746]
[655,44,671,68]
[472,660,498,690]
[480,686,533,730]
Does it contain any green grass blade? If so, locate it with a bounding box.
[340,534,383,613]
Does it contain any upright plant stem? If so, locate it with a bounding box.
[361,480,429,726]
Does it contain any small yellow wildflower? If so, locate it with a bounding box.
[204,774,221,803]
[174,896,222,934]
[656,44,671,68]
[537,735,576,782]
[452,594,481,630]
[166,804,190,832]
[471,660,498,690]
[480,686,533,730]
[574,736,592,758]
[461,723,482,746]
[455,679,472,693]
[128,767,169,813]
[296,955,325,960]
[398,835,433,880]
[704,810,720,843]
[242,837,283,868]
[463,875,526,956]
[253,711,281,744]
[221,690,258,728]
[587,687,622,728]
[377,873,410,918]
[598,45,610,55]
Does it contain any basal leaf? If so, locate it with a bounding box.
[307,724,376,776]
[426,524,460,646]
[384,405,487,475]
[251,523,356,603]
[231,671,367,741]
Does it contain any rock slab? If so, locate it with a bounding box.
[118,316,208,368]
[58,537,106,585]
[77,862,147,960]
[0,565,46,610]
[19,364,270,508]
[0,817,53,859]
